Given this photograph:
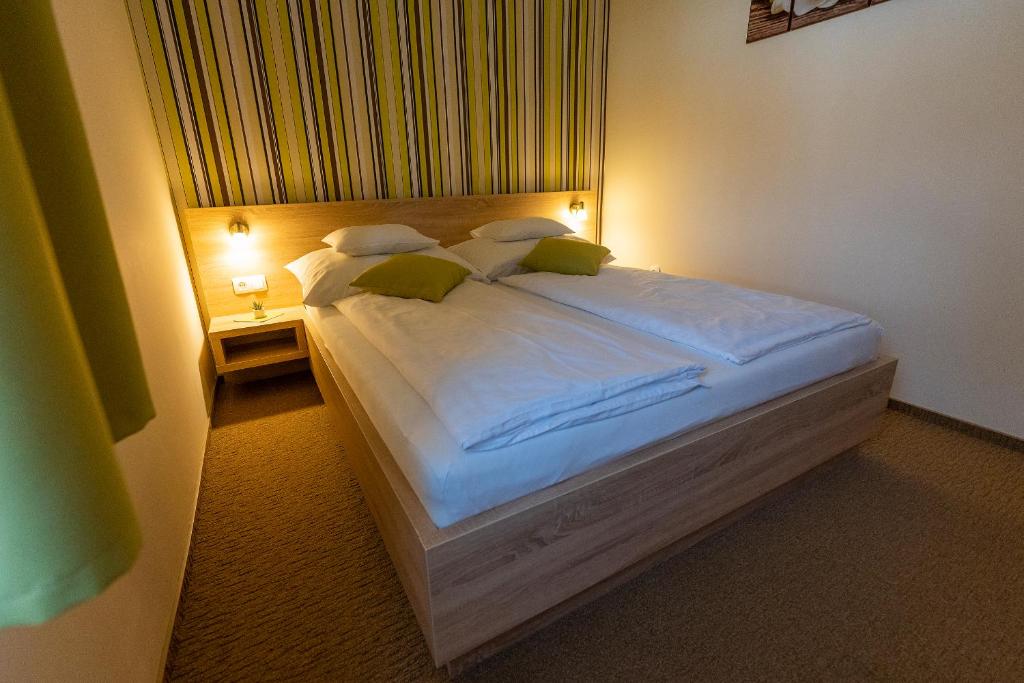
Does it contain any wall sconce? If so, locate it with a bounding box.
[569,201,587,220]
[228,220,250,246]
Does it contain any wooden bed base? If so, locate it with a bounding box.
[306,319,897,670]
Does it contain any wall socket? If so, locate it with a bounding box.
[648,264,662,272]
[232,274,268,295]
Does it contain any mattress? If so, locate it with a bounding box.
[306,287,881,528]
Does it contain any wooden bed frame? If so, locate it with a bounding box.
[182,191,897,672]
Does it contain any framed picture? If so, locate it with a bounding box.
[747,0,892,43]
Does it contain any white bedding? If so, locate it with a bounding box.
[500,266,874,364]
[336,281,704,451]
[307,289,882,528]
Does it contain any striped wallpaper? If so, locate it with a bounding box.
[128,1,610,208]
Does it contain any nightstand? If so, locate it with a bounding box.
[208,305,309,375]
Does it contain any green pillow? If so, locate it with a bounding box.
[519,237,611,276]
[350,253,471,302]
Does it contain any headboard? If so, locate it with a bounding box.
[184,190,598,320]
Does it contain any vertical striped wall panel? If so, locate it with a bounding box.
[127,0,610,208]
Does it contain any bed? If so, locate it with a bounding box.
[305,294,882,528]
[183,191,897,672]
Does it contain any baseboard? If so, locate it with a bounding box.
[888,400,1023,453]
[159,421,211,682]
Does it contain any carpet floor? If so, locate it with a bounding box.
[165,371,1024,681]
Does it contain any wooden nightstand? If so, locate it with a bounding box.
[208,305,309,375]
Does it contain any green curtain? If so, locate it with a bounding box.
[0,3,154,627]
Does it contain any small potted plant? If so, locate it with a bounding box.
[251,297,267,320]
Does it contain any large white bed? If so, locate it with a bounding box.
[184,191,896,670]
[306,284,882,527]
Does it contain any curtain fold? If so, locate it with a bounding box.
[0,2,154,440]
[0,3,152,627]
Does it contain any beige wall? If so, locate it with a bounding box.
[0,1,209,680]
[602,0,1024,438]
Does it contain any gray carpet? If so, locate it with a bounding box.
[165,371,1024,681]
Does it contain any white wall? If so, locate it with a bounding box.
[0,1,209,680]
[602,0,1024,438]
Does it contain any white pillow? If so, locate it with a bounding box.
[449,235,613,281]
[469,217,573,242]
[285,246,484,307]
[322,223,438,256]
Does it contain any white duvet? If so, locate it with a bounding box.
[500,267,874,364]
[336,280,705,451]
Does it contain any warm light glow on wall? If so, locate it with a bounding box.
[224,221,259,269]
[563,200,588,232]
[228,220,249,244]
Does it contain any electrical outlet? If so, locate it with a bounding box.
[649,264,662,272]
[232,274,268,295]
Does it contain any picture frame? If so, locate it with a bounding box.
[747,0,892,43]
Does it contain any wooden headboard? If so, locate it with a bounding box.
[184,190,598,320]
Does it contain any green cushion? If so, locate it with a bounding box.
[351,253,471,302]
[520,237,611,276]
